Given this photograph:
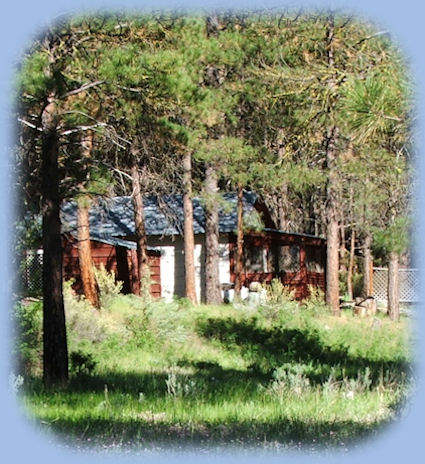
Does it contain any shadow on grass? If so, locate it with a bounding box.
[25,361,269,402]
[25,314,410,396]
[37,412,385,452]
[22,314,410,451]
[195,316,410,385]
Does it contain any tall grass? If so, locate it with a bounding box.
[13,282,414,452]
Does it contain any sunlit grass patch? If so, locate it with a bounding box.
[15,293,414,451]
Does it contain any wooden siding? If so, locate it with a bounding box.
[228,231,326,300]
[62,236,161,298]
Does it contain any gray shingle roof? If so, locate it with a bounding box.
[61,192,258,248]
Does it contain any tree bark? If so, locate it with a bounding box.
[363,232,373,297]
[77,198,100,308]
[204,164,222,304]
[325,126,341,315]
[183,151,197,304]
[339,222,347,275]
[388,251,400,321]
[234,185,244,297]
[41,93,68,386]
[347,229,355,300]
[276,128,289,232]
[326,208,340,314]
[130,150,149,296]
[324,16,340,315]
[76,131,100,309]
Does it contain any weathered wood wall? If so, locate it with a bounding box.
[228,231,326,300]
[62,236,161,298]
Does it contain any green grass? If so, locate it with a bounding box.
[14,290,414,453]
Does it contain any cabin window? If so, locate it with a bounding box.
[270,245,300,273]
[244,246,267,273]
[305,246,325,272]
[278,245,300,272]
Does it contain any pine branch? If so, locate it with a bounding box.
[18,118,42,131]
[61,80,105,99]
[60,123,106,136]
[355,31,390,46]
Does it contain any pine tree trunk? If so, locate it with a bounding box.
[324,17,340,315]
[347,229,355,300]
[234,185,244,297]
[76,131,100,309]
[183,151,197,304]
[325,126,340,315]
[204,164,222,304]
[276,128,289,233]
[277,199,289,275]
[130,152,149,296]
[326,209,340,314]
[388,251,400,321]
[339,222,347,275]
[277,199,288,232]
[41,94,68,386]
[77,198,100,308]
[363,232,373,297]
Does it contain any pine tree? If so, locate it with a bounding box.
[17,17,115,384]
[340,36,412,318]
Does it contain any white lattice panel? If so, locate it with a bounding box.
[373,267,420,303]
[399,269,420,302]
[373,268,388,302]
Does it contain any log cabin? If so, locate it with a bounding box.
[60,192,326,302]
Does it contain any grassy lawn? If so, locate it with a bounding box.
[13,284,413,453]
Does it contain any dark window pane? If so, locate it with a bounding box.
[272,245,300,272]
[244,247,266,272]
[306,246,325,272]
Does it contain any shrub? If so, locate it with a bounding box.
[258,279,298,322]
[69,349,97,376]
[64,279,112,344]
[165,366,202,398]
[269,363,312,396]
[139,268,154,304]
[301,286,329,315]
[124,312,153,347]
[93,264,123,307]
[12,299,43,375]
[145,299,191,345]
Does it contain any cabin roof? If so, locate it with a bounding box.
[61,192,259,244]
[61,193,325,249]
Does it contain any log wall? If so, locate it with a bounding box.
[62,236,161,298]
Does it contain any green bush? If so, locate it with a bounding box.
[124,312,153,347]
[165,366,203,398]
[258,279,299,322]
[269,362,312,396]
[301,286,329,315]
[93,264,123,307]
[69,349,97,376]
[64,279,112,344]
[12,300,42,375]
[145,299,191,345]
[139,268,154,304]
